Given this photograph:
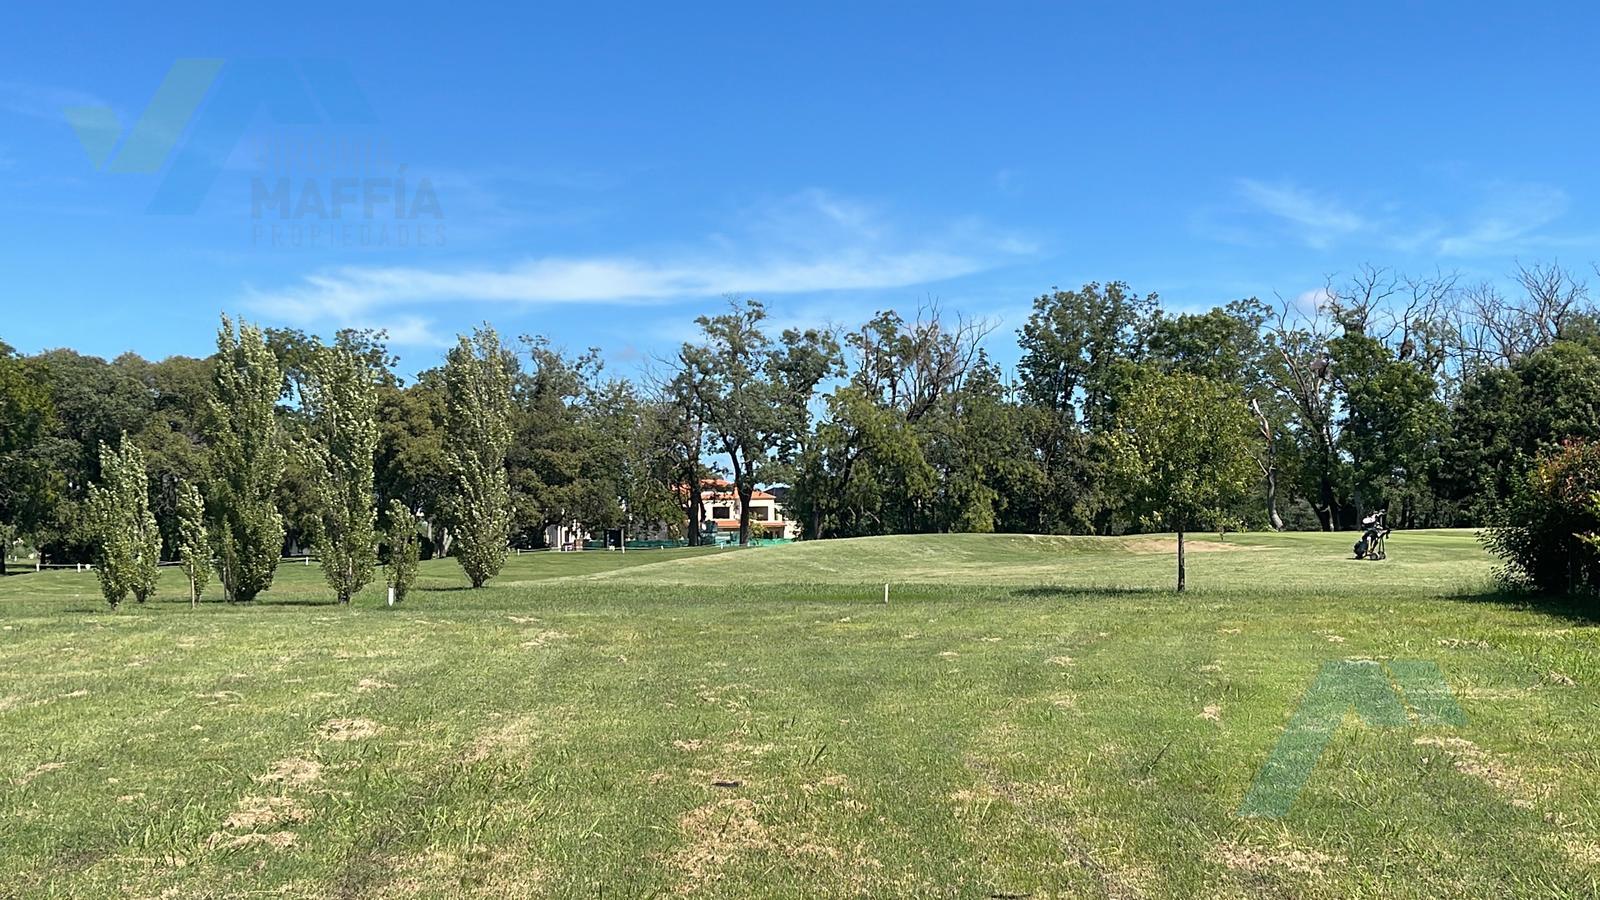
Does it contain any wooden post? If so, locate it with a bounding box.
[1176,529,1186,593]
[884,583,889,605]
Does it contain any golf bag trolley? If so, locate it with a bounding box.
[1352,510,1391,561]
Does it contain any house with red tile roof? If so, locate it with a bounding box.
[696,479,799,540]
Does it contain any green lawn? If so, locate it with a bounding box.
[1,532,1596,898]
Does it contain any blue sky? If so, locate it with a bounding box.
[3,2,1597,377]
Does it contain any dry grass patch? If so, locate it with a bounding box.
[224,795,310,830]
[212,831,298,851]
[318,717,382,742]
[672,797,773,893]
[1216,841,1340,876]
[257,757,323,788]
[1118,538,1257,553]
[520,630,570,649]
[14,761,66,786]
[1561,839,1600,868]
[1414,736,1543,808]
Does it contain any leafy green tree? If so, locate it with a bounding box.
[299,339,381,604]
[208,316,286,603]
[175,479,210,606]
[508,338,610,547]
[87,437,161,608]
[376,372,448,551]
[1016,282,1157,533]
[0,342,57,575]
[1104,370,1259,591]
[657,359,716,544]
[684,299,839,545]
[1148,299,1289,530]
[1484,439,1600,597]
[585,378,681,544]
[269,327,397,554]
[791,383,936,538]
[29,349,154,561]
[925,353,1042,534]
[384,499,420,603]
[121,354,212,558]
[1018,282,1157,432]
[1329,330,1448,526]
[1444,340,1600,521]
[442,326,515,587]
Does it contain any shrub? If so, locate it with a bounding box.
[385,500,421,604]
[1483,440,1600,596]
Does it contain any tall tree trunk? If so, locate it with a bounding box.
[737,483,753,546]
[684,479,706,546]
[1264,469,1284,531]
[1251,399,1285,531]
[1318,473,1338,532]
[1176,528,1186,593]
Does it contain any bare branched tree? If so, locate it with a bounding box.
[847,299,997,424]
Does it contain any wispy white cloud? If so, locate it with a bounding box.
[1206,177,1582,259]
[244,190,1036,345]
[1235,178,1368,249]
[0,80,112,121]
[1435,182,1571,256]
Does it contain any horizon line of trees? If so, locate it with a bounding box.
[3,260,1599,601]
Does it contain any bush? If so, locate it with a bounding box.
[385,500,421,604]
[1483,440,1600,596]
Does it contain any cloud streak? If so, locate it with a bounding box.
[1235,179,1368,249]
[1210,177,1580,259]
[244,190,1035,345]
[0,80,113,122]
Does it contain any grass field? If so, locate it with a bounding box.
[1,530,1597,898]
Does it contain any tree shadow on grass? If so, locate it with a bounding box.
[1010,585,1171,600]
[1442,587,1600,625]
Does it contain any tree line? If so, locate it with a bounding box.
[2,261,1599,602]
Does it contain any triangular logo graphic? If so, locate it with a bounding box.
[64,105,121,169]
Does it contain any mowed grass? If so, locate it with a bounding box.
[1,532,1597,898]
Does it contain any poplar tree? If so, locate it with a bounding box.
[385,499,420,603]
[300,340,381,604]
[208,316,286,603]
[442,326,514,588]
[88,437,161,608]
[175,479,210,607]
